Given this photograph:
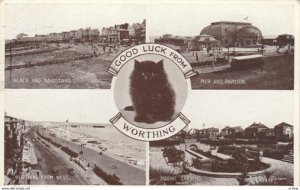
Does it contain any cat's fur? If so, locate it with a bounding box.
[130,59,175,124]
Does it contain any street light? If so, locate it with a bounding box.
[80,144,85,160]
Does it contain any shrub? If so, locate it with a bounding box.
[93,165,122,185]
[263,149,285,160]
[190,60,213,67]
[192,158,212,171]
[163,147,185,163]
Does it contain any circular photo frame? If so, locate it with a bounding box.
[109,43,196,141]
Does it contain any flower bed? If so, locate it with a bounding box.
[192,148,269,173]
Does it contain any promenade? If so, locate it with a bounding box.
[39,128,146,185]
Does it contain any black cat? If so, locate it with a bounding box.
[130,59,175,124]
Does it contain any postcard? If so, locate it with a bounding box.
[1,0,299,187]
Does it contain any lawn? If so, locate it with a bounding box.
[5,57,113,89]
[5,43,129,89]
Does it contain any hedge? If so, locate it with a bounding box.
[61,146,79,158]
[36,130,62,148]
[93,165,123,185]
[150,139,182,147]
[263,149,285,160]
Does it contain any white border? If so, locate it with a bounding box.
[0,0,299,187]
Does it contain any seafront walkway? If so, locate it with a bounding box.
[183,45,292,73]
[38,138,106,185]
[40,130,146,185]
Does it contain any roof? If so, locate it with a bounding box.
[211,21,252,25]
[233,54,263,60]
[233,126,244,131]
[205,127,219,131]
[246,122,268,129]
[200,24,222,37]
[162,43,181,50]
[237,26,262,37]
[196,34,217,42]
[200,21,261,38]
[274,122,293,128]
[221,126,231,130]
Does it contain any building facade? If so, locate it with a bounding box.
[200,21,263,47]
[274,122,293,141]
[189,34,219,51]
[155,34,189,52]
[101,23,130,44]
[220,126,244,138]
[4,114,27,177]
[245,122,269,138]
[128,19,146,44]
[14,28,100,44]
[197,127,219,139]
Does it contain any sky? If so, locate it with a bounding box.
[147,2,295,37]
[4,3,146,39]
[4,2,295,39]
[185,90,294,129]
[5,89,294,129]
[5,89,118,123]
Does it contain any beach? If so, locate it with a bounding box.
[40,123,146,185]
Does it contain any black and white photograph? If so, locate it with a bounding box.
[4,90,146,185]
[113,54,188,129]
[5,3,146,89]
[150,91,294,185]
[148,3,295,89]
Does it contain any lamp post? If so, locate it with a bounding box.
[80,143,85,160]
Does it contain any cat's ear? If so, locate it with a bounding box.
[157,60,163,68]
[134,60,140,69]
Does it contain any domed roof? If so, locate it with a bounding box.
[237,26,262,38]
[200,25,222,37]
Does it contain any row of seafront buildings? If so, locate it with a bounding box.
[195,122,293,141]
[101,20,146,44]
[8,19,146,46]
[4,114,30,184]
[155,21,294,52]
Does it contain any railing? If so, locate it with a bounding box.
[6,54,95,70]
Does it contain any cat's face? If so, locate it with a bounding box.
[133,60,164,81]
